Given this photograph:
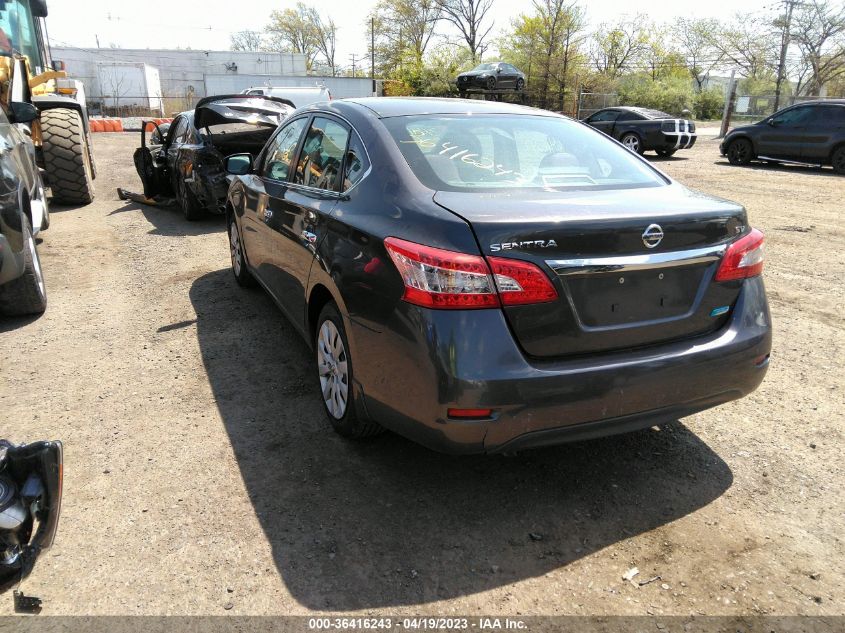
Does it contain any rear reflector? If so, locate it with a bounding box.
[384,237,558,309]
[715,228,765,282]
[447,408,493,419]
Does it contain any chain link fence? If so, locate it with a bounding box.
[576,92,620,120]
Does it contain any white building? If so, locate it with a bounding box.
[52,46,309,114]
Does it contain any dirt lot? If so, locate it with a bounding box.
[0,132,842,616]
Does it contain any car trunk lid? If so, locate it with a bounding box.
[433,184,748,357]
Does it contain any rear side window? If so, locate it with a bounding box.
[342,132,370,191]
[294,117,350,192]
[617,111,644,121]
[168,117,188,144]
[816,105,845,125]
[263,117,308,181]
[384,114,666,192]
[589,110,619,123]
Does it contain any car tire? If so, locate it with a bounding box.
[486,76,496,91]
[228,216,256,287]
[831,145,845,175]
[620,132,644,155]
[515,78,525,92]
[727,138,754,165]
[655,149,676,157]
[177,177,204,221]
[315,302,382,439]
[0,217,47,316]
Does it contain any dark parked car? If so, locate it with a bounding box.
[584,106,697,156]
[133,94,294,220]
[456,62,525,94]
[720,100,845,174]
[0,101,50,316]
[224,98,771,455]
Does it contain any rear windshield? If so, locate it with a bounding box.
[383,114,666,192]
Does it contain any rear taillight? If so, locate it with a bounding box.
[384,237,557,309]
[488,257,558,305]
[715,228,765,282]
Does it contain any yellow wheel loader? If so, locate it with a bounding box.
[1,0,95,205]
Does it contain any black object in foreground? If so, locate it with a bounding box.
[0,440,63,594]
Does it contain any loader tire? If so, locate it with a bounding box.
[40,108,95,205]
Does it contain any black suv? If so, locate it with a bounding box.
[720,100,845,174]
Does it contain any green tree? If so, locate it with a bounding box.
[266,3,319,70]
[499,0,586,111]
[369,0,442,77]
[675,18,723,91]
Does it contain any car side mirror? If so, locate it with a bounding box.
[10,102,39,124]
[768,119,778,127]
[225,153,253,176]
[496,68,502,73]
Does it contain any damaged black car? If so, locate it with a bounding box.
[1,440,62,604]
[133,95,294,220]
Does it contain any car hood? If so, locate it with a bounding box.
[726,123,761,136]
[458,70,490,78]
[194,94,294,130]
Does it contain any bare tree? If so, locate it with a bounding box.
[791,0,845,95]
[230,30,263,52]
[304,8,339,76]
[435,0,495,63]
[711,14,779,80]
[591,16,650,79]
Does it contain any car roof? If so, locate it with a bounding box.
[791,99,845,105]
[340,97,556,119]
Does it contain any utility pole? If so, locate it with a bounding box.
[371,17,376,96]
[349,54,359,78]
[719,69,737,139]
[774,0,804,111]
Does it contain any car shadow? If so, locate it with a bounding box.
[109,201,224,237]
[0,312,43,332]
[714,160,839,177]
[650,154,689,162]
[190,268,733,610]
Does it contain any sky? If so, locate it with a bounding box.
[47,0,779,70]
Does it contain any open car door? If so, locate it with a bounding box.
[132,121,173,199]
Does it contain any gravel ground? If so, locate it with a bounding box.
[0,132,842,616]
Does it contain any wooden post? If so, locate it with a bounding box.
[719,70,737,139]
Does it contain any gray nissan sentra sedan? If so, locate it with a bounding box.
[224,97,772,454]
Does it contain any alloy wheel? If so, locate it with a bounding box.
[229,221,242,276]
[317,320,349,419]
[728,140,752,165]
[27,230,46,300]
[622,134,640,153]
[832,147,845,174]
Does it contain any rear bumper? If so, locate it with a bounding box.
[654,132,697,151]
[349,277,771,454]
